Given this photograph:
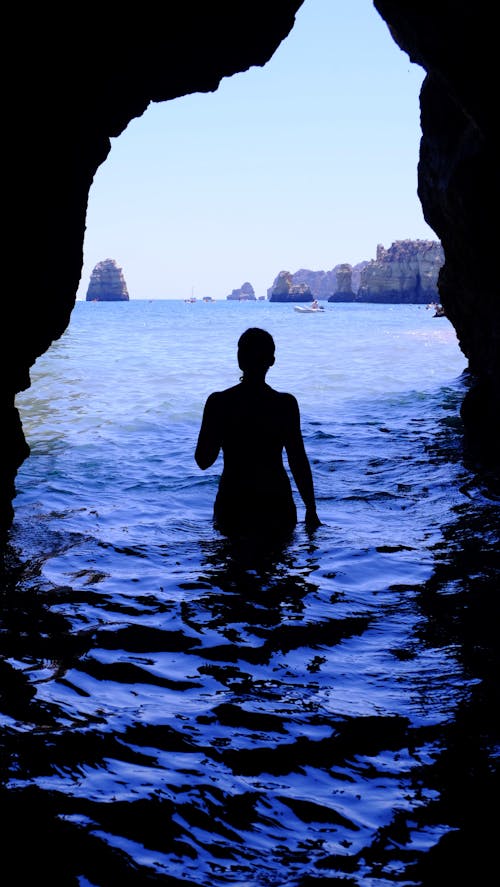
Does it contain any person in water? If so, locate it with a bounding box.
[195,327,321,537]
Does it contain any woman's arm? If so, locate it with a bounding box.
[284,395,321,529]
[195,393,222,469]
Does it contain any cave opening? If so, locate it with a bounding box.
[13,0,468,537]
[76,0,434,304]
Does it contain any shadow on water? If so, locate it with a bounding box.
[1,438,499,885]
[407,483,500,886]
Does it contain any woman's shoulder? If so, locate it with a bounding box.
[205,385,240,406]
[268,388,299,416]
[272,388,298,406]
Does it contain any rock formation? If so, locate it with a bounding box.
[268,271,313,302]
[328,264,355,301]
[287,268,337,300]
[269,262,367,301]
[270,243,441,303]
[373,0,499,462]
[355,240,443,303]
[1,0,499,533]
[86,259,130,301]
[226,282,256,301]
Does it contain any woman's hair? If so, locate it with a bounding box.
[237,327,275,374]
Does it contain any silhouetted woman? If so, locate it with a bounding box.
[195,327,320,538]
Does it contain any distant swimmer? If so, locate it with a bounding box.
[195,327,321,538]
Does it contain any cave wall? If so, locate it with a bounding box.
[1,1,498,535]
[374,1,499,460]
[1,1,304,535]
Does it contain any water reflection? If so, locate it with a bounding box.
[407,487,500,885]
[1,467,499,885]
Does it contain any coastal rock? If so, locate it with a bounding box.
[86,259,130,302]
[288,268,337,300]
[356,240,444,303]
[226,281,256,301]
[269,243,442,304]
[268,271,313,302]
[268,262,368,302]
[328,264,355,302]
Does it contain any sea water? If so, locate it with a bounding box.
[2,299,498,885]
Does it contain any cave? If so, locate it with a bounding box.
[2,0,498,535]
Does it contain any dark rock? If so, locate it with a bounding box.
[373,0,499,459]
[86,259,130,301]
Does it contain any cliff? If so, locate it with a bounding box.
[268,241,443,304]
[355,240,444,303]
[286,268,337,300]
[86,259,130,301]
[291,264,367,299]
[268,271,313,302]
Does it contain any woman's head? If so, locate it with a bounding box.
[237,328,275,377]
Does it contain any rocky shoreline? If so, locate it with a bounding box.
[267,239,444,303]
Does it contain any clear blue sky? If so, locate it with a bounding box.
[77,0,435,301]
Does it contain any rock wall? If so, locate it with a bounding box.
[1,0,499,532]
[356,240,443,303]
[276,265,363,300]
[374,0,499,461]
[287,268,338,300]
[273,242,441,304]
[268,271,313,302]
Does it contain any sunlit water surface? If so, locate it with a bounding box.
[2,300,499,886]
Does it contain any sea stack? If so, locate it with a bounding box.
[329,264,355,302]
[226,282,256,301]
[86,258,130,301]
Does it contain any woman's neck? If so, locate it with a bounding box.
[241,372,268,386]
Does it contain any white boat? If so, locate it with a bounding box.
[294,304,325,313]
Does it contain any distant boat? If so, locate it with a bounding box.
[184,297,197,303]
[294,304,325,314]
[203,296,215,303]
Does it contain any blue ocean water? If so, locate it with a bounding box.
[3,300,499,885]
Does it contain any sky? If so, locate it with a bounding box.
[76,0,435,301]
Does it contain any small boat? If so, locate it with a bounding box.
[294,304,325,313]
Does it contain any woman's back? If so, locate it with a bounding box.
[195,327,320,538]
